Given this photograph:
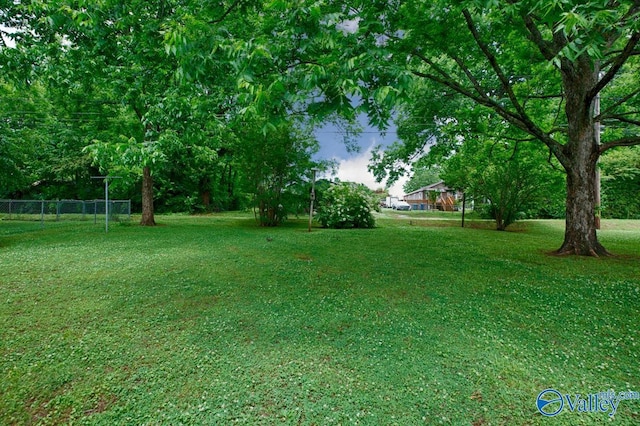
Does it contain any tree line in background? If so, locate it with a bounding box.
[0,73,323,222]
[403,142,640,227]
[1,1,639,255]
[0,0,331,227]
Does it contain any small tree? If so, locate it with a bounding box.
[443,138,565,231]
[234,119,318,227]
[316,182,377,229]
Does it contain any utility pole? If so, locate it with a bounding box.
[594,74,602,230]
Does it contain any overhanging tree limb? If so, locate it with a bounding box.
[589,32,640,102]
[605,114,640,127]
[598,87,640,119]
[409,50,523,125]
[410,60,568,164]
[462,8,529,122]
[519,12,559,61]
[209,0,245,25]
[620,1,640,26]
[600,136,640,154]
[460,8,569,159]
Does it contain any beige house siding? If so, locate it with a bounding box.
[403,181,461,211]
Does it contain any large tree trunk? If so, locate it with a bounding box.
[140,165,156,226]
[557,155,608,256]
[555,59,608,256]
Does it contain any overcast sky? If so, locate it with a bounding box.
[313,117,409,197]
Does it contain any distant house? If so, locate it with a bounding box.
[403,181,461,211]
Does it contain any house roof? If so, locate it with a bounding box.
[404,181,451,197]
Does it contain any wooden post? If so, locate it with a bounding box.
[308,168,319,232]
[461,192,466,228]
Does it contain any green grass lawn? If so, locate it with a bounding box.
[1,213,639,425]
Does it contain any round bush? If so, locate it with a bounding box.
[316,183,377,229]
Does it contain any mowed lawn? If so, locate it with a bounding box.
[1,213,639,425]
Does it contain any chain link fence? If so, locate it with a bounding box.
[0,199,131,224]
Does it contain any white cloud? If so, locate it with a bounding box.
[336,18,360,34]
[0,25,17,48]
[327,143,408,197]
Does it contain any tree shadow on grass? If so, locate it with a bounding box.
[399,218,531,232]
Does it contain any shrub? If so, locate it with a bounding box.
[316,183,377,229]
